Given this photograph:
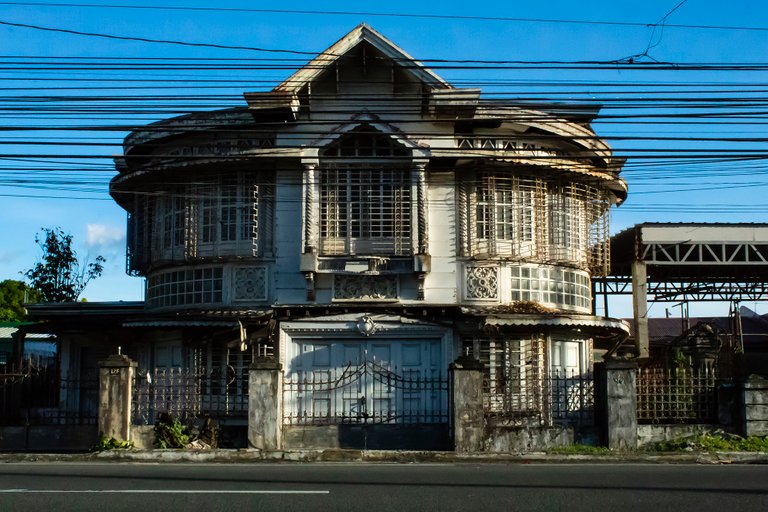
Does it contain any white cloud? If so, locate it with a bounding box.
[86,224,124,250]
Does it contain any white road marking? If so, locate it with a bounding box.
[0,489,329,494]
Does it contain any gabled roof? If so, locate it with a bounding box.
[274,23,452,93]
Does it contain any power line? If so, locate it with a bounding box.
[0,19,324,56]
[1,2,767,32]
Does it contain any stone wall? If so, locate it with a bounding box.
[484,426,573,452]
[741,375,768,436]
[636,424,721,448]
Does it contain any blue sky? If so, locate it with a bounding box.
[0,0,766,318]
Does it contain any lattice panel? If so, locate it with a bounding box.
[333,275,398,301]
[233,267,268,302]
[464,266,499,301]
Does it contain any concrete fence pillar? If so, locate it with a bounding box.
[740,375,768,437]
[596,360,638,450]
[248,360,283,450]
[98,354,137,442]
[450,355,484,453]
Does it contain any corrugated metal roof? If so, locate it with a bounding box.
[122,320,240,328]
[483,314,629,333]
[0,327,55,340]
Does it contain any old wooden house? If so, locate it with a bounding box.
[19,24,629,450]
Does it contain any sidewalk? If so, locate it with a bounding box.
[2,448,768,464]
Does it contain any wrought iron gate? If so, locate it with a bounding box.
[283,359,448,425]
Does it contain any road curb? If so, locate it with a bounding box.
[1,449,768,464]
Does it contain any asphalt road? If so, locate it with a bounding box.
[1,462,767,512]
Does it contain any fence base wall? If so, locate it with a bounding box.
[282,424,450,450]
[637,424,722,448]
[0,425,97,452]
[130,425,155,450]
[484,426,574,452]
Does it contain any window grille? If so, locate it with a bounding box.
[464,171,611,274]
[471,172,543,258]
[319,165,412,256]
[549,184,588,263]
[196,174,257,247]
[134,172,266,270]
[468,336,594,427]
[478,336,546,424]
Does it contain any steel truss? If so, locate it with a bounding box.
[595,276,768,302]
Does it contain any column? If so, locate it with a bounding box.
[302,160,317,254]
[596,360,638,450]
[415,160,429,255]
[740,375,768,437]
[248,360,283,450]
[450,355,485,453]
[632,260,650,359]
[98,354,137,442]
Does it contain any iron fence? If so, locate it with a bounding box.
[132,366,248,425]
[636,364,718,424]
[283,360,449,425]
[0,364,97,426]
[484,368,594,427]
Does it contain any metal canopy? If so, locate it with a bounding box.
[601,223,768,302]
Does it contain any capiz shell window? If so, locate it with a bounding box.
[510,264,591,312]
[147,267,224,308]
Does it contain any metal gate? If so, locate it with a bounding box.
[283,359,448,425]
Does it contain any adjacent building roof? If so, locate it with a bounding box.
[611,223,768,278]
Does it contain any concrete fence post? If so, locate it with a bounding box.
[740,374,768,437]
[248,360,283,450]
[596,359,638,450]
[450,355,484,453]
[98,354,137,442]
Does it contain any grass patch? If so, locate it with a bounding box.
[655,431,768,452]
[547,444,613,455]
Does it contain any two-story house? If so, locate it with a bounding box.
[26,24,628,450]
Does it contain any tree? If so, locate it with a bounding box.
[0,280,40,321]
[24,227,106,303]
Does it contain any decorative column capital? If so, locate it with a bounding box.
[301,158,319,169]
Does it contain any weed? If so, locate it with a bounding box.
[93,433,134,451]
[655,431,768,452]
[154,413,190,449]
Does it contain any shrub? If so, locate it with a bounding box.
[154,413,190,449]
[93,433,134,451]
